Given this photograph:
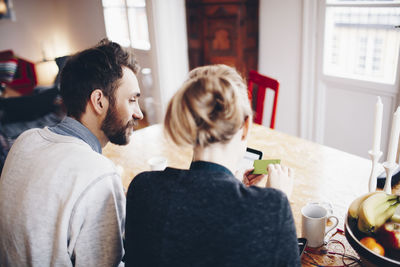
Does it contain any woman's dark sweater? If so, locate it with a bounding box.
[125,161,300,267]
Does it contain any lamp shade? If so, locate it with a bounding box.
[35,60,58,86]
[0,0,7,15]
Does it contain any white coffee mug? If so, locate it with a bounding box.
[148,156,167,171]
[307,201,333,215]
[301,203,339,248]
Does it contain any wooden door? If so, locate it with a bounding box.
[186,0,259,76]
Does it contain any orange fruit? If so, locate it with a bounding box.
[360,237,385,256]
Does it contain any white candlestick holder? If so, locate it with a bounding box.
[368,150,382,192]
[382,161,399,194]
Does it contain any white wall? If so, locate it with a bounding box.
[0,0,106,62]
[0,0,57,61]
[52,0,107,55]
[258,0,303,136]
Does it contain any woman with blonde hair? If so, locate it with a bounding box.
[125,65,300,267]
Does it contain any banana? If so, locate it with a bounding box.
[348,191,384,220]
[390,213,400,223]
[357,193,400,233]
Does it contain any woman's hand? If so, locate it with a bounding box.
[266,164,294,198]
[242,169,265,186]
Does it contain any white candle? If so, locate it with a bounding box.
[387,106,400,165]
[372,97,383,154]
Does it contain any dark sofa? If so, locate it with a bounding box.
[0,87,65,172]
[0,55,69,172]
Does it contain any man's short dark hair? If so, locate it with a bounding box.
[60,39,140,119]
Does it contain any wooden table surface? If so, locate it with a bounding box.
[103,123,392,266]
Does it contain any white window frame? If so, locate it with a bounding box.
[300,0,400,142]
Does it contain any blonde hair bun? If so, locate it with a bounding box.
[164,64,252,147]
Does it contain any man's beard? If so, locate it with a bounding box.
[101,104,138,145]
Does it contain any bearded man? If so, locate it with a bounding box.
[0,39,143,267]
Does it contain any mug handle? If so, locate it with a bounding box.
[325,215,339,236]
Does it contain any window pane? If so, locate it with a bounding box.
[127,7,150,50]
[103,7,131,47]
[102,0,125,8]
[102,0,150,50]
[323,6,400,84]
[327,0,400,4]
[127,0,146,7]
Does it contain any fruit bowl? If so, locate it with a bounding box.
[345,215,400,266]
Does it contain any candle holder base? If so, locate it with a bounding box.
[368,150,382,192]
[382,161,399,194]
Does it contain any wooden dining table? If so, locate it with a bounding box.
[103,123,394,266]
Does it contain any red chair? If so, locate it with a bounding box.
[247,70,279,129]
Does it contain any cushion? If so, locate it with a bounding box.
[0,50,37,95]
[54,55,70,87]
[9,58,37,95]
[0,58,18,83]
[0,50,14,61]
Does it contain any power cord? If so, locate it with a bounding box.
[302,229,362,267]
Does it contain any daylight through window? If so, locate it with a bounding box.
[102,0,150,50]
[324,0,400,84]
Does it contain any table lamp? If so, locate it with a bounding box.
[35,60,58,86]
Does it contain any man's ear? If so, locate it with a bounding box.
[89,89,108,115]
[241,116,251,140]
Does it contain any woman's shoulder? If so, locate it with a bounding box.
[127,167,185,191]
[245,185,287,201]
[133,167,187,181]
[238,185,291,214]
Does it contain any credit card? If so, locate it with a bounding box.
[253,159,281,174]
